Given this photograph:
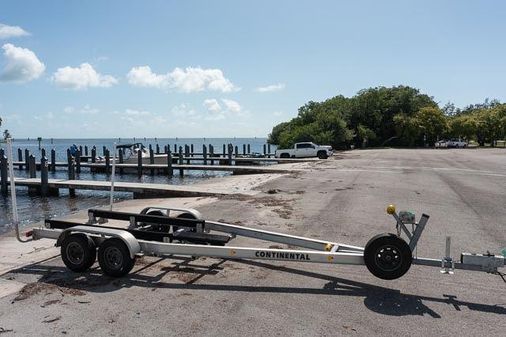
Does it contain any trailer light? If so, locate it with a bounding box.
[386,204,396,215]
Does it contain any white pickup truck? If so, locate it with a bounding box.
[275,142,333,159]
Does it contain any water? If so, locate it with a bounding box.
[0,137,275,233]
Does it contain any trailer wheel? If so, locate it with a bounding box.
[98,238,135,277]
[363,233,412,280]
[142,210,166,232]
[317,151,328,159]
[61,234,96,272]
[172,212,197,233]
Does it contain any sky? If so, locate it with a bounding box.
[0,0,505,138]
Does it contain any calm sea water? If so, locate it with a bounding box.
[0,137,275,233]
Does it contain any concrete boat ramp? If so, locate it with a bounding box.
[10,177,248,198]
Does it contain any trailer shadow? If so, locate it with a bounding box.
[9,257,506,319]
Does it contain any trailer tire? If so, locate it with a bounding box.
[141,210,166,232]
[61,234,96,272]
[363,233,412,280]
[98,238,135,277]
[317,151,328,159]
[172,212,198,234]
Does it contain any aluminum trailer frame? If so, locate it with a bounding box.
[4,138,506,282]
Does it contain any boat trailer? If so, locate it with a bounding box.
[4,139,506,281]
[17,205,503,280]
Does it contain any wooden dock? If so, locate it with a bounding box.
[11,161,299,174]
[9,178,238,198]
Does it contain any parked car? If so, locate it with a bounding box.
[275,142,333,159]
[447,139,468,148]
[435,140,448,148]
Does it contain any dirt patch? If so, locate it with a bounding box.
[14,282,85,302]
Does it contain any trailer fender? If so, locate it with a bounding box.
[56,225,141,259]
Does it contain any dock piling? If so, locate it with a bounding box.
[40,156,49,196]
[17,148,23,169]
[203,145,207,165]
[149,148,155,175]
[178,147,184,176]
[51,149,56,172]
[0,154,7,196]
[167,151,173,177]
[28,155,36,178]
[137,149,142,176]
[91,147,96,163]
[105,149,110,174]
[76,150,81,174]
[24,149,29,171]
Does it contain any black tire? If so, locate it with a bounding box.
[279,153,290,158]
[61,234,96,272]
[98,238,135,277]
[363,233,412,280]
[141,210,166,232]
[172,212,198,233]
[317,151,328,159]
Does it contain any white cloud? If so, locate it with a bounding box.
[221,99,241,113]
[124,108,151,116]
[127,66,239,93]
[52,63,118,90]
[255,83,285,93]
[0,23,30,39]
[126,66,166,88]
[63,104,99,115]
[0,43,45,83]
[203,98,222,112]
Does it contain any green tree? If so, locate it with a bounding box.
[415,107,448,146]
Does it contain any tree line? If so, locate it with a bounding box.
[268,86,506,149]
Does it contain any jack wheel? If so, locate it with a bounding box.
[61,234,96,272]
[364,233,412,280]
[98,238,135,277]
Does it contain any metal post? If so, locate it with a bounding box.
[40,156,48,196]
[0,155,7,196]
[109,143,117,211]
